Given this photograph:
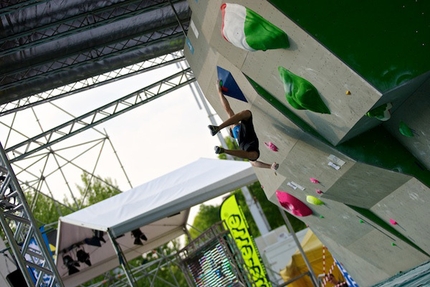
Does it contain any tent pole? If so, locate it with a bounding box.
[183,225,192,242]
[107,230,137,287]
[278,207,319,287]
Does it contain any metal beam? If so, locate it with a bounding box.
[1,26,188,91]
[6,68,195,162]
[0,0,186,56]
[0,0,51,17]
[0,52,186,116]
[0,143,64,287]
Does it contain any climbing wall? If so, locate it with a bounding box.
[184,1,430,286]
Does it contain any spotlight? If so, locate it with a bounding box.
[63,255,80,275]
[93,230,106,243]
[84,236,101,247]
[131,229,147,245]
[76,249,91,266]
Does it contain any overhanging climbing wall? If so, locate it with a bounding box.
[184,1,430,286]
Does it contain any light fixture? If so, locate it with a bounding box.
[84,230,107,247]
[76,248,91,266]
[93,230,106,243]
[84,236,101,247]
[63,255,80,275]
[131,229,147,245]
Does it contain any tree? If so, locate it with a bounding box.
[189,204,221,239]
[67,173,121,209]
[190,187,305,240]
[26,191,74,227]
[26,173,121,228]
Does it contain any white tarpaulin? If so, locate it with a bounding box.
[55,158,257,286]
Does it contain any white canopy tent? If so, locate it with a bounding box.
[55,158,257,286]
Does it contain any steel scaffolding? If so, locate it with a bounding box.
[0,142,64,287]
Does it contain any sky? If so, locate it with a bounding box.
[1,62,229,225]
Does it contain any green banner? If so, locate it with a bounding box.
[220,195,272,287]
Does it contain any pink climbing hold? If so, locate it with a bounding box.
[389,218,397,225]
[276,190,313,217]
[264,142,278,152]
[316,189,323,194]
[310,177,320,184]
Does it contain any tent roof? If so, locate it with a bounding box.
[55,158,257,286]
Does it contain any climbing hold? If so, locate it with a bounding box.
[316,189,323,194]
[307,195,324,205]
[278,66,331,114]
[220,3,290,51]
[366,103,392,121]
[346,90,351,95]
[399,121,414,137]
[217,66,247,102]
[319,215,324,218]
[359,219,364,224]
[276,190,313,217]
[389,218,398,225]
[391,242,397,247]
[264,142,278,152]
[310,177,320,184]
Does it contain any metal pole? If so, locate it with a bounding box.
[107,230,136,287]
[278,207,319,287]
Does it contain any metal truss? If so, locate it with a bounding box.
[86,248,186,287]
[5,67,195,163]
[0,52,186,116]
[0,0,185,55]
[0,1,195,285]
[0,0,51,17]
[12,131,129,211]
[0,142,64,287]
[1,22,189,91]
[0,64,195,286]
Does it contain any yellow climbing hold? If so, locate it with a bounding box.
[307,195,324,205]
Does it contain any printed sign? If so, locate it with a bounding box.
[220,195,271,287]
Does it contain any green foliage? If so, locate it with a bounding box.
[26,191,75,227]
[132,241,187,287]
[27,173,121,228]
[189,204,221,240]
[191,183,306,240]
[218,136,241,161]
[67,173,121,209]
[83,240,188,287]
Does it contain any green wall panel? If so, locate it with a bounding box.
[269,0,430,92]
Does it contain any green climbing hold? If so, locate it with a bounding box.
[319,215,324,218]
[278,66,330,114]
[359,219,364,224]
[399,121,414,137]
[392,242,397,246]
[366,103,392,121]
